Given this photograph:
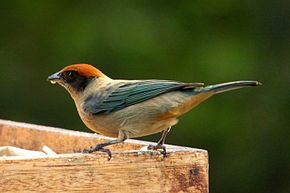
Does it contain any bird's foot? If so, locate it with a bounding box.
[147,144,167,157]
[82,145,112,160]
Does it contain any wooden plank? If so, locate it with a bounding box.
[0,119,208,193]
[0,119,143,153]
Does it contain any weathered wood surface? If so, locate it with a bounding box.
[0,119,209,193]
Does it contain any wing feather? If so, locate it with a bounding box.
[84,80,203,114]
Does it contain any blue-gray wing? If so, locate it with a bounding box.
[84,80,203,115]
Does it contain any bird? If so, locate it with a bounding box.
[47,64,261,157]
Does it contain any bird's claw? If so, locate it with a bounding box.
[147,144,167,157]
[82,145,112,160]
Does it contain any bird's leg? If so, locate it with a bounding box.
[148,127,171,156]
[82,130,128,160]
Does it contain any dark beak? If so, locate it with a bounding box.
[47,72,61,84]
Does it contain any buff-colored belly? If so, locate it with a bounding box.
[75,91,213,138]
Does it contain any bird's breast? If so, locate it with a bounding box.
[73,90,213,139]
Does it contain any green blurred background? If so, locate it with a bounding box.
[0,1,289,192]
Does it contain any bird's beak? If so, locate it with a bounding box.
[47,72,61,84]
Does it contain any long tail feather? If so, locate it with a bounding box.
[202,81,262,94]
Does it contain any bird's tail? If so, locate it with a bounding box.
[197,81,262,94]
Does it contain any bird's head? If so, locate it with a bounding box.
[47,64,109,95]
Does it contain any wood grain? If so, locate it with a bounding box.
[0,119,208,193]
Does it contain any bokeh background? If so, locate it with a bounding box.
[0,1,289,192]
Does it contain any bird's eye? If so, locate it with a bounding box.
[65,71,77,82]
[68,71,74,78]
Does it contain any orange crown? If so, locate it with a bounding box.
[60,64,106,78]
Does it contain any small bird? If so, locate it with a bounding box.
[48,64,261,157]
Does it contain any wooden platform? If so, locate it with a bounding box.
[0,119,208,193]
